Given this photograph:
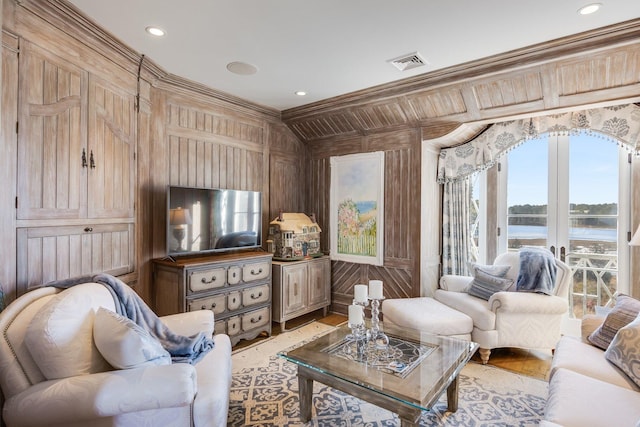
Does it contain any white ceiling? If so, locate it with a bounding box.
[68,0,640,112]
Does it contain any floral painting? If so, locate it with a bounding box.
[330,151,384,265]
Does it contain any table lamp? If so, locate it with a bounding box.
[170,207,192,251]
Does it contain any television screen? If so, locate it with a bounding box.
[167,186,262,256]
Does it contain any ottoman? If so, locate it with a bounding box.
[382,297,473,340]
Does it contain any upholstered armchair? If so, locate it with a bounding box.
[434,250,571,364]
[0,281,232,427]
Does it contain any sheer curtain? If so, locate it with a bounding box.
[441,179,472,275]
[438,103,640,274]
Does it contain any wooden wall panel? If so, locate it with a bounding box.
[267,122,307,223]
[164,100,265,190]
[1,30,19,303]
[307,128,421,315]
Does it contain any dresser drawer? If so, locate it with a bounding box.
[227,316,241,336]
[242,284,270,307]
[188,294,226,315]
[242,261,270,282]
[214,320,226,335]
[189,268,226,292]
[227,266,242,285]
[227,291,242,310]
[241,306,270,331]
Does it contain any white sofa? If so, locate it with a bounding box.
[435,251,571,363]
[0,281,232,427]
[543,313,640,427]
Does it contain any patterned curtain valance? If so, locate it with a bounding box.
[437,103,640,183]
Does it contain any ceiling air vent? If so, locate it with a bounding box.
[387,52,428,71]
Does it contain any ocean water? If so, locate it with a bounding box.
[509,225,617,242]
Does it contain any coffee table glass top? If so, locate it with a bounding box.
[278,322,478,410]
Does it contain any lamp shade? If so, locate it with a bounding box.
[630,225,640,246]
[170,207,192,226]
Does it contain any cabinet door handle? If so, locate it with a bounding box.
[294,283,298,297]
[82,149,88,168]
[250,291,263,300]
[250,268,263,276]
[89,150,96,169]
[201,276,217,284]
[250,315,262,324]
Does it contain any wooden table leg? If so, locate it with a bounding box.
[297,371,313,422]
[446,375,459,412]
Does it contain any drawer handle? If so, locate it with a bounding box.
[201,275,217,284]
[250,291,263,300]
[250,315,263,324]
[211,302,217,309]
[250,268,263,276]
[231,297,237,303]
[232,272,237,278]
[201,305,206,310]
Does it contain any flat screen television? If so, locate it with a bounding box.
[167,185,262,257]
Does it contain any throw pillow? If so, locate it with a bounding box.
[93,307,171,369]
[468,263,511,278]
[467,268,514,301]
[588,294,640,350]
[605,313,640,388]
[24,283,113,380]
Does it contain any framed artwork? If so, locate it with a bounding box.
[330,151,384,265]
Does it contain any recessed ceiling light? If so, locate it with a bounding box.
[578,3,602,15]
[226,61,258,75]
[145,26,166,37]
[295,91,307,96]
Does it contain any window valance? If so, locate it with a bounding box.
[437,103,640,183]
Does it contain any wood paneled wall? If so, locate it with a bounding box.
[306,129,421,315]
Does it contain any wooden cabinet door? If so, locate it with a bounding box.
[87,75,136,219]
[308,257,330,307]
[282,263,306,315]
[16,223,134,296]
[17,41,88,220]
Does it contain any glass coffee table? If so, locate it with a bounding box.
[278,322,478,426]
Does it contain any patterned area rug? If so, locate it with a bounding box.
[228,323,548,426]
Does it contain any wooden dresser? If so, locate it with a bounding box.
[152,251,273,346]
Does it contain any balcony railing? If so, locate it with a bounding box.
[566,252,618,318]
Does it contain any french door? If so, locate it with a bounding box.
[498,133,630,317]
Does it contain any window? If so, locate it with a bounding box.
[474,132,630,318]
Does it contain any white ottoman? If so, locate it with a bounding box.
[382,297,473,340]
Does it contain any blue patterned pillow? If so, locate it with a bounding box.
[467,268,513,301]
[605,313,640,388]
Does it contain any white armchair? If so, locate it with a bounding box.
[0,282,232,427]
[434,251,571,364]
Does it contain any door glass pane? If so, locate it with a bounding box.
[507,138,548,250]
[567,133,619,317]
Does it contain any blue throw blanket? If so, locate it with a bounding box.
[45,273,214,364]
[516,247,557,295]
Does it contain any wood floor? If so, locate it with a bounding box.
[233,309,553,381]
